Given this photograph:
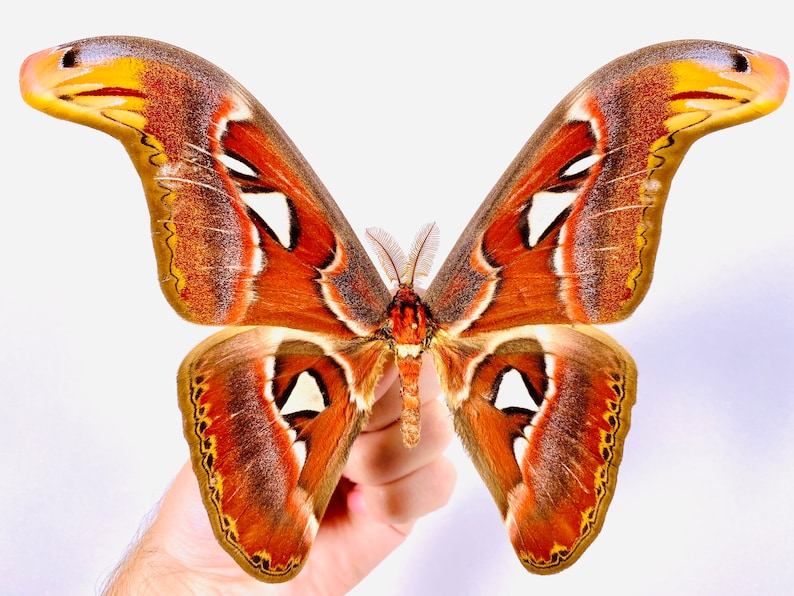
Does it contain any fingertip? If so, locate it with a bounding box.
[434,456,458,506]
[423,397,455,448]
[347,487,368,515]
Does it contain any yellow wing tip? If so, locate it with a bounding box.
[20,42,149,132]
[750,50,789,115]
[19,46,62,110]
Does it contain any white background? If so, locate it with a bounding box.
[2,2,792,594]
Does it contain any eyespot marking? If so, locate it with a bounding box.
[244,191,295,250]
[280,370,328,418]
[219,152,259,179]
[560,152,601,180]
[493,368,540,414]
[524,191,577,247]
[60,47,79,69]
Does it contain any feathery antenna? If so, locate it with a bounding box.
[366,227,407,284]
[366,223,439,286]
[405,222,440,285]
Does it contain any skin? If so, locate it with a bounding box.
[104,359,456,595]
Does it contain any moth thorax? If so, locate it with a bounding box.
[388,286,431,346]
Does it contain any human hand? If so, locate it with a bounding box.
[104,358,456,595]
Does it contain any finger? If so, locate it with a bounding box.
[348,455,457,527]
[365,362,401,431]
[306,453,454,595]
[344,397,453,486]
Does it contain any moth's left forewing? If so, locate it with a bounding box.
[433,325,636,573]
[20,37,392,336]
[178,326,388,582]
[425,41,788,334]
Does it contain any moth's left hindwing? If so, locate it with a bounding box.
[179,326,387,581]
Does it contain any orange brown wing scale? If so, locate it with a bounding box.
[19,37,788,582]
[179,326,388,581]
[434,325,635,572]
[424,41,789,333]
[19,38,391,335]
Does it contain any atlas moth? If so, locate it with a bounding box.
[20,37,788,581]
